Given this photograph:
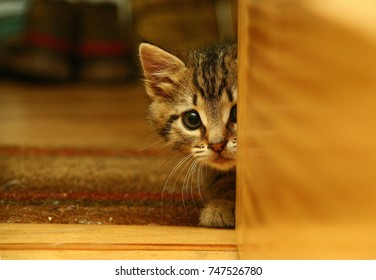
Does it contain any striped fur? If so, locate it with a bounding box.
[139,42,237,228]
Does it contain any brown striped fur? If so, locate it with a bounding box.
[139,42,237,228]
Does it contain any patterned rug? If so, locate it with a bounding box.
[0,146,202,226]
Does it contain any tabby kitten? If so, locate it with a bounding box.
[139,42,237,228]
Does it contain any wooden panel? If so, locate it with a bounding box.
[237,0,376,259]
[0,224,237,260]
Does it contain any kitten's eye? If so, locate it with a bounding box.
[230,105,237,123]
[182,110,202,130]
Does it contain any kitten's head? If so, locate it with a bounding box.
[139,42,237,171]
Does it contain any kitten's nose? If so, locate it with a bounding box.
[209,141,227,153]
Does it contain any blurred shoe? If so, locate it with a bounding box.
[3,0,77,81]
[75,2,132,82]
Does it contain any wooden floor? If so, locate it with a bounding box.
[0,81,153,149]
[0,224,237,260]
[0,80,238,260]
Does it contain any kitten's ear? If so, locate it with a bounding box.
[139,43,186,100]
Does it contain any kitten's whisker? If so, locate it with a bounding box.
[189,159,200,208]
[181,157,200,225]
[161,154,193,217]
[197,163,205,204]
[204,159,208,177]
[168,155,195,222]
[175,155,196,211]
[154,152,182,174]
[160,154,192,222]
[161,153,192,201]
[138,139,163,151]
[182,157,198,205]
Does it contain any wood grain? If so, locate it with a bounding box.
[1,250,238,260]
[237,0,376,259]
[0,224,237,260]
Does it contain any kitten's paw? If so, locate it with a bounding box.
[199,200,235,228]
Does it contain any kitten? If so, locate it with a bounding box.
[139,42,237,228]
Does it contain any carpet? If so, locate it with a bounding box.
[0,146,202,226]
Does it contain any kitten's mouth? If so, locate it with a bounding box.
[212,155,232,164]
[209,155,236,171]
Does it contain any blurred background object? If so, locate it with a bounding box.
[133,0,237,52]
[0,0,30,75]
[0,0,29,44]
[0,0,238,83]
[2,0,77,81]
[75,2,133,82]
